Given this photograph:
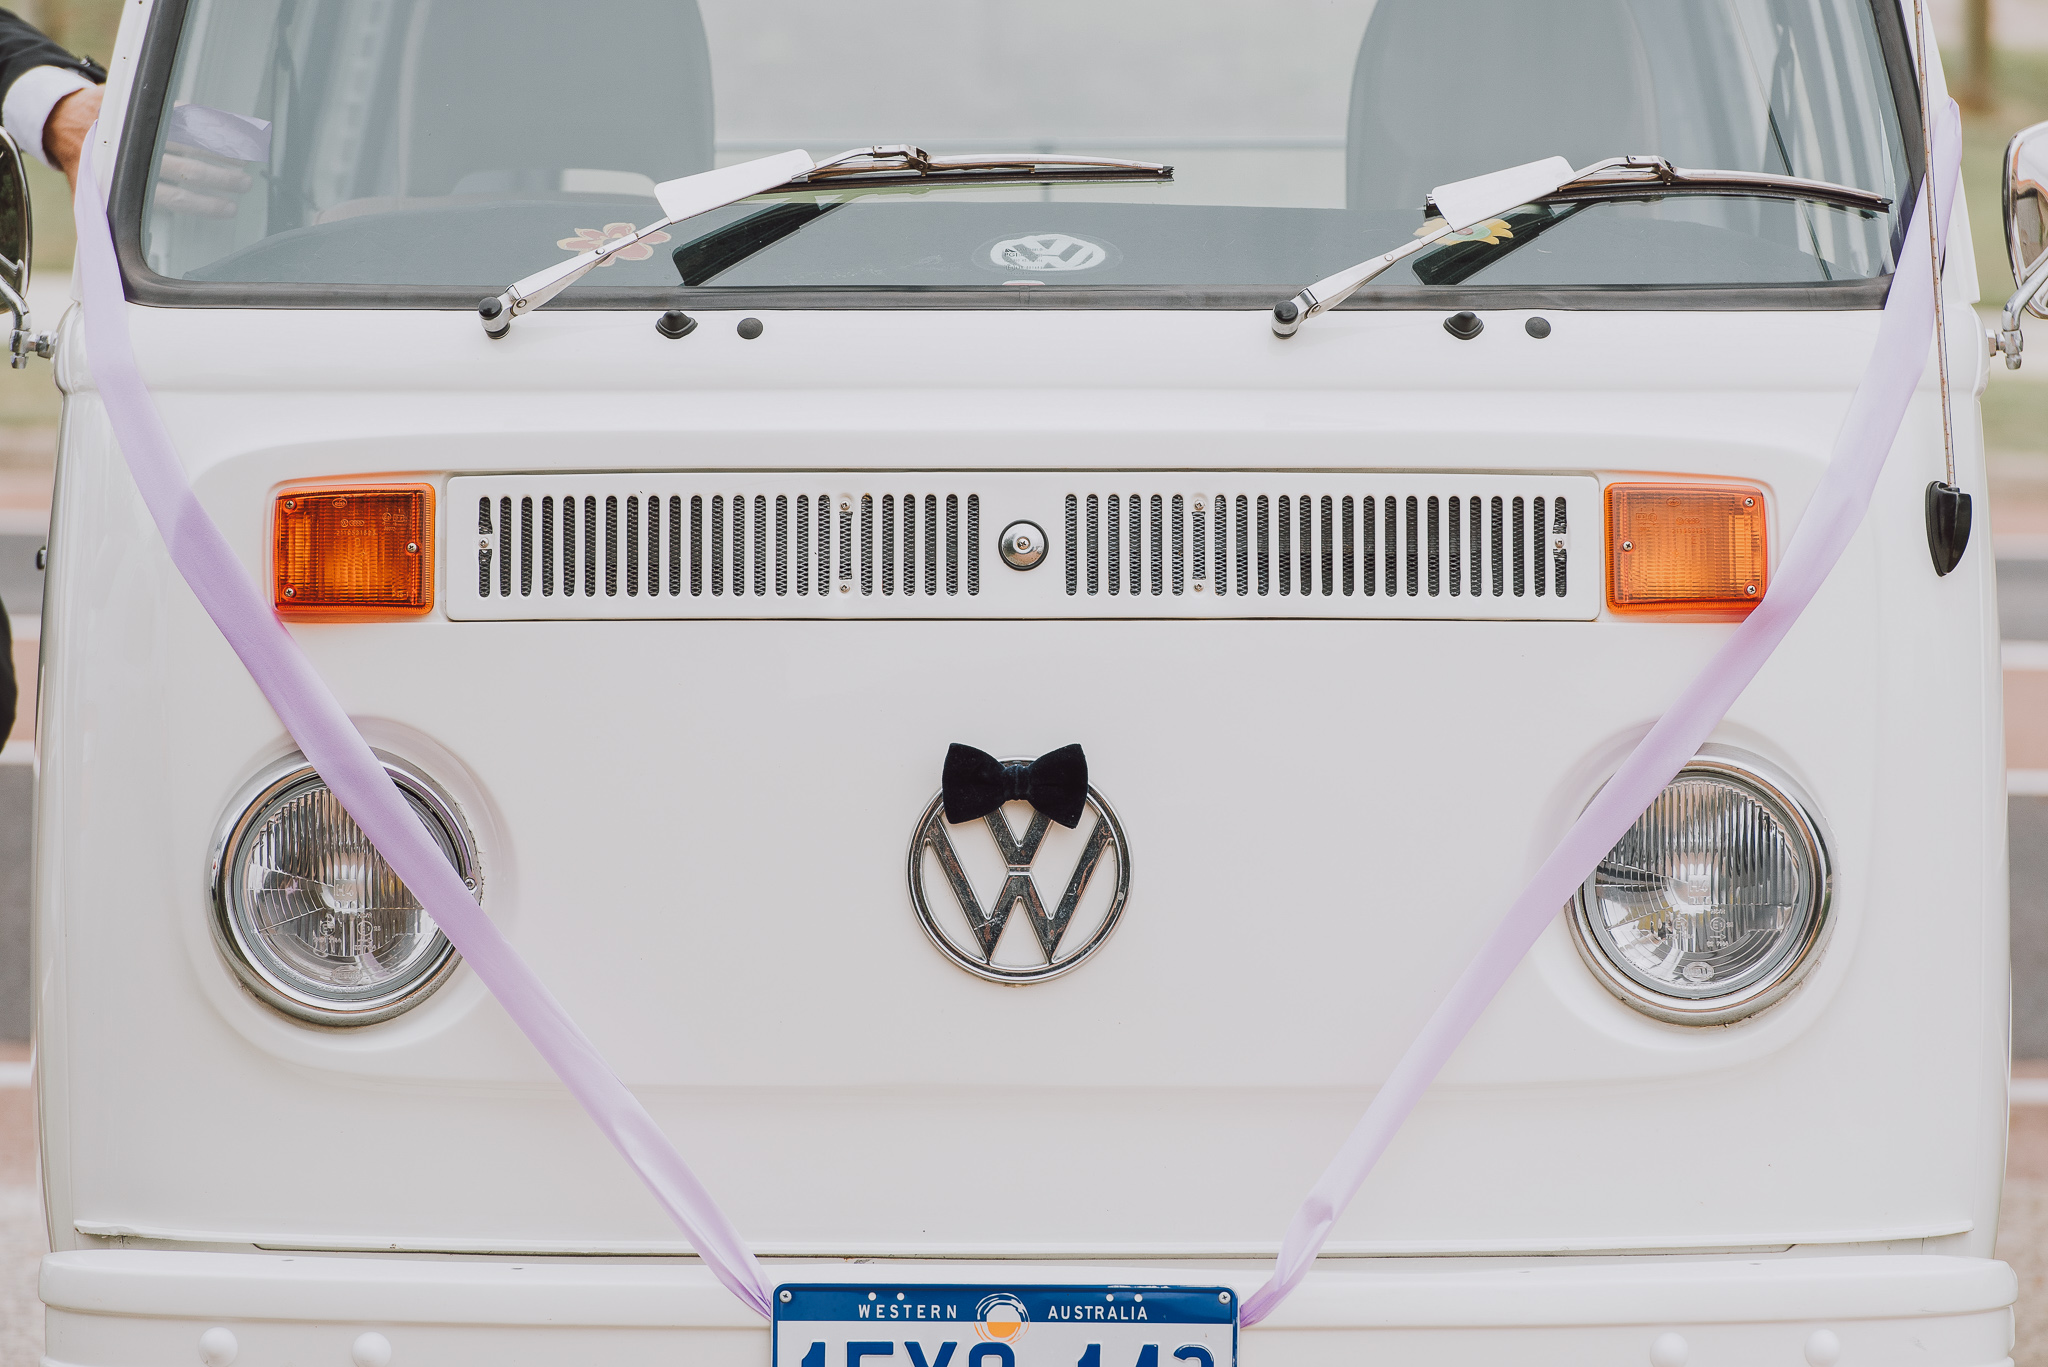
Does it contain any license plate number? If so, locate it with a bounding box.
[774,1285,1237,1367]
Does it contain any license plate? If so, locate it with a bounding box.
[773,1285,1238,1367]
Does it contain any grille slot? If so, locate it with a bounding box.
[966,496,979,595]
[451,474,1598,620]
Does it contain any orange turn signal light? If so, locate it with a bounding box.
[1605,483,1767,618]
[274,485,434,619]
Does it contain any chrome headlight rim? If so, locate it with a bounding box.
[1568,747,1833,1027]
[209,751,480,1028]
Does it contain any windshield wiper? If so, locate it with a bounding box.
[664,145,1171,288]
[482,144,1172,335]
[481,149,813,336]
[794,143,1171,190]
[1545,156,1890,212]
[1272,155,1893,337]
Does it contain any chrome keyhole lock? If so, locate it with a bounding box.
[998,520,1047,570]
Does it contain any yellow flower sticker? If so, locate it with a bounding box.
[1415,217,1515,246]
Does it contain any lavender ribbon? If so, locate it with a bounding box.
[69,135,774,1318]
[1240,101,1963,1326]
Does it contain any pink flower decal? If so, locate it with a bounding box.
[556,221,671,266]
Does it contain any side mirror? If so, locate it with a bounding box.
[0,129,47,369]
[2007,121,2048,317]
[0,127,28,302]
[1997,121,2048,369]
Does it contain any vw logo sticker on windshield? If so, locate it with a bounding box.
[908,781,1130,984]
[983,232,1118,273]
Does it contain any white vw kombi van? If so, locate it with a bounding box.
[14,0,2037,1363]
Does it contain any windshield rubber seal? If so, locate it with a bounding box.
[112,0,1917,314]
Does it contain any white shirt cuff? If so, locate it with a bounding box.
[3,66,94,169]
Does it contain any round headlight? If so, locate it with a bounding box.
[1570,751,1830,1025]
[211,755,480,1026]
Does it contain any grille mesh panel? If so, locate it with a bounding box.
[451,474,1600,620]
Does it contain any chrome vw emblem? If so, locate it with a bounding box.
[908,781,1129,984]
[988,232,1109,272]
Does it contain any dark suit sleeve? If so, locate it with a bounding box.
[0,9,103,108]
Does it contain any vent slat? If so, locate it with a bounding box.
[1276,494,1290,598]
[1150,494,1164,597]
[860,495,873,596]
[1389,496,1399,598]
[710,495,724,597]
[1087,495,1100,596]
[1548,493,1564,594]
[1302,494,1312,596]
[1107,494,1121,597]
[1172,494,1185,597]
[881,494,896,597]
[1128,493,1141,598]
[625,496,639,598]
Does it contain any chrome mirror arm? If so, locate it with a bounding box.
[0,274,51,369]
[1995,250,2048,370]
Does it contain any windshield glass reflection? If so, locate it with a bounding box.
[141,0,1909,294]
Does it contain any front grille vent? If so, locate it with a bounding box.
[469,488,980,605]
[448,474,1601,621]
[1063,490,1571,604]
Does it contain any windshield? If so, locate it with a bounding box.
[136,0,1910,299]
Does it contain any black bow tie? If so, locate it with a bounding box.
[943,743,1089,829]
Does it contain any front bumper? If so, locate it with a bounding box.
[41,1251,2017,1367]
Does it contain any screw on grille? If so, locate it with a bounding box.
[998,520,1047,570]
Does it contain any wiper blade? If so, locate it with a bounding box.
[1545,156,1890,213]
[482,144,1173,335]
[795,144,1172,189]
[1273,155,1894,337]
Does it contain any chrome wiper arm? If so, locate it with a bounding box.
[797,144,1172,189]
[482,149,816,337]
[1273,154,1892,338]
[1274,156,1575,337]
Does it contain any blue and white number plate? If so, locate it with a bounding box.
[774,1285,1237,1367]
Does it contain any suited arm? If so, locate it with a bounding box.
[0,8,102,183]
